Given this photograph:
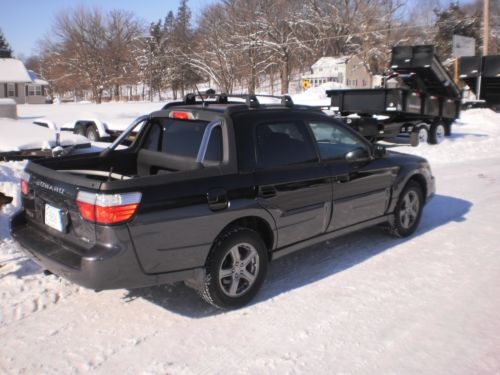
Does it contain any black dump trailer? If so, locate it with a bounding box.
[459,55,500,110]
[327,45,461,145]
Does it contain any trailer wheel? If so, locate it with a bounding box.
[416,126,429,144]
[429,123,445,145]
[86,124,100,142]
[74,123,86,136]
[444,123,452,136]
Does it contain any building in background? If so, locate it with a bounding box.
[0,58,49,104]
[301,56,372,89]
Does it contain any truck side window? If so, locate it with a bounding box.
[256,122,317,168]
[308,121,368,160]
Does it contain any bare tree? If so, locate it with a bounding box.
[41,6,141,103]
[253,0,313,94]
[188,3,238,93]
[106,10,142,100]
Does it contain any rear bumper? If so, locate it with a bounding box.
[10,211,203,291]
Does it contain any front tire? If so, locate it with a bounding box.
[391,181,424,237]
[200,227,268,309]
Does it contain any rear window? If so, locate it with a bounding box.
[161,119,208,157]
[142,118,222,162]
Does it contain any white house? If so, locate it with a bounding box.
[0,58,49,104]
[302,55,372,89]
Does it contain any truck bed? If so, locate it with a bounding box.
[326,88,459,120]
[459,55,500,108]
[391,45,461,99]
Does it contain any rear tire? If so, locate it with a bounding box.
[391,181,424,238]
[411,125,428,146]
[429,123,445,145]
[86,124,100,142]
[200,227,268,309]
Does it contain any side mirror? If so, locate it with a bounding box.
[345,148,371,163]
[373,144,387,158]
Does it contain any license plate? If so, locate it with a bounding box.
[44,204,64,232]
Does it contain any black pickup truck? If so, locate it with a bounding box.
[11,94,435,309]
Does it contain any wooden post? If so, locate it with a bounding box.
[484,0,489,56]
[454,58,459,85]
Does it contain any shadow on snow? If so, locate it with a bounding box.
[123,193,472,318]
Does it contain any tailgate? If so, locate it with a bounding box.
[23,161,102,248]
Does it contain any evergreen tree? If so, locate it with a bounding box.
[0,28,13,57]
[173,0,200,95]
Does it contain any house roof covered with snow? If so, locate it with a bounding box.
[311,56,351,70]
[28,70,49,86]
[0,58,32,83]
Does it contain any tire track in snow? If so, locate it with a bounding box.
[0,254,83,327]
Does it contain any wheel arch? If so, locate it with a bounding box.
[389,170,428,213]
[215,215,276,255]
[407,173,427,199]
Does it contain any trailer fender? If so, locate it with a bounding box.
[72,119,110,139]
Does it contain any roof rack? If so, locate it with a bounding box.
[162,92,295,110]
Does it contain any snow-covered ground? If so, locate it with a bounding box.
[1,104,500,374]
[0,118,89,153]
[293,81,347,106]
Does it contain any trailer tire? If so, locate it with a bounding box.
[444,123,452,136]
[429,123,445,145]
[74,123,86,136]
[413,126,429,146]
[86,124,100,142]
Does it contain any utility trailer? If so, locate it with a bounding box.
[327,45,461,145]
[459,55,500,111]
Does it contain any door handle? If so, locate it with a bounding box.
[258,185,277,198]
[207,188,228,211]
[333,174,350,183]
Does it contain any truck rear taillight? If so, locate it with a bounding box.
[20,172,30,195]
[76,191,142,225]
[170,111,194,120]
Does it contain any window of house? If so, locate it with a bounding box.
[28,85,42,96]
[347,79,351,86]
[362,79,367,87]
[7,83,15,97]
[256,122,317,168]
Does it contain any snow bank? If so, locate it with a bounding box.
[0,119,88,152]
[292,81,347,106]
[394,108,500,165]
[18,102,161,132]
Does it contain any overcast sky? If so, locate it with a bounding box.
[0,0,214,58]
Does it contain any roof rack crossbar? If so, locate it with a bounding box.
[163,92,297,110]
[246,95,260,108]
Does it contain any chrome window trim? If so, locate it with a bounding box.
[196,120,222,163]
